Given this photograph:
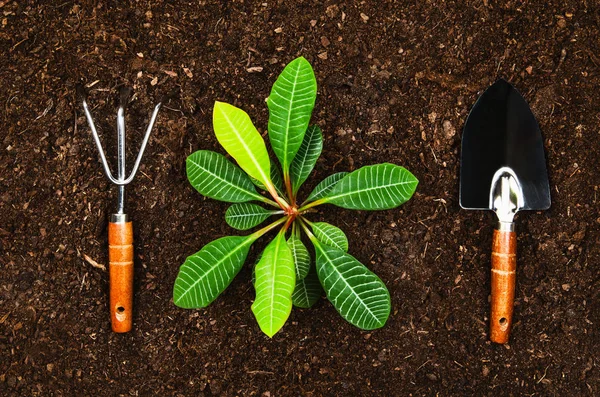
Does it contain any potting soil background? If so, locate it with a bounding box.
[1,1,599,395]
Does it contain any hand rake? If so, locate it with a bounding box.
[78,85,161,332]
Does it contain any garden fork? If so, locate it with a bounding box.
[77,84,161,332]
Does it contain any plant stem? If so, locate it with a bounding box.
[275,196,291,210]
[292,221,301,239]
[296,216,317,242]
[282,215,294,233]
[258,195,281,208]
[284,171,295,206]
[301,217,313,226]
[297,198,327,213]
[266,182,291,211]
[249,216,287,241]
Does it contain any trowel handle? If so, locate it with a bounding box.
[108,221,134,333]
[490,228,516,344]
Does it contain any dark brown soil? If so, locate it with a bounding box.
[1,1,599,396]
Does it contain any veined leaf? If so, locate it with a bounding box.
[213,101,272,188]
[304,172,348,203]
[251,159,286,198]
[225,203,278,230]
[287,234,310,279]
[292,269,321,308]
[251,232,296,337]
[311,222,348,252]
[314,242,390,330]
[173,235,255,309]
[323,164,418,210]
[267,57,317,173]
[291,125,323,195]
[186,150,264,203]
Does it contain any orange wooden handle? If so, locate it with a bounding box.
[108,221,134,333]
[490,229,517,343]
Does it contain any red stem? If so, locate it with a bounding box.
[266,183,290,211]
[282,215,295,233]
[284,171,295,207]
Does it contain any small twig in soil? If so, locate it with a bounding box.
[433,198,447,213]
[0,312,10,324]
[83,254,106,271]
[398,329,410,338]
[537,365,550,384]
[35,99,53,120]
[10,38,28,52]
[428,144,438,163]
[416,360,431,371]
[331,155,344,169]
[555,48,567,73]
[162,105,185,115]
[247,370,274,375]
[80,272,87,292]
[139,170,153,182]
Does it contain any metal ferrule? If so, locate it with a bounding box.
[497,221,515,232]
[111,213,129,223]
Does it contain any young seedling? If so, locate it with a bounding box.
[174,57,418,337]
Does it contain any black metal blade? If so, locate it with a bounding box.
[460,79,551,211]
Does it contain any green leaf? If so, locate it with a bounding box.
[213,101,272,188]
[313,242,391,330]
[225,203,277,230]
[304,172,348,203]
[291,125,323,195]
[186,150,265,203]
[251,159,286,198]
[292,269,322,308]
[251,232,296,337]
[287,234,310,279]
[323,164,418,210]
[310,222,348,252]
[267,57,317,174]
[173,235,255,309]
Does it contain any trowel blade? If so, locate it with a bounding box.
[459,79,551,211]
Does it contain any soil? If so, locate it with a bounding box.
[1,1,599,396]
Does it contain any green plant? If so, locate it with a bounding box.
[173,57,418,337]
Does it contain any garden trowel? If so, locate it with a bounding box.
[459,79,550,344]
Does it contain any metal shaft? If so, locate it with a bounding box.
[116,95,127,215]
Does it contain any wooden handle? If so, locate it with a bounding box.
[490,228,517,343]
[108,221,134,333]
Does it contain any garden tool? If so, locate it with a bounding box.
[459,79,550,344]
[78,85,161,333]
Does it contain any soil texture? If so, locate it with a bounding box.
[1,1,599,396]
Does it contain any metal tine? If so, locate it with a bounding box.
[77,84,162,186]
[116,87,129,214]
[117,87,130,183]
